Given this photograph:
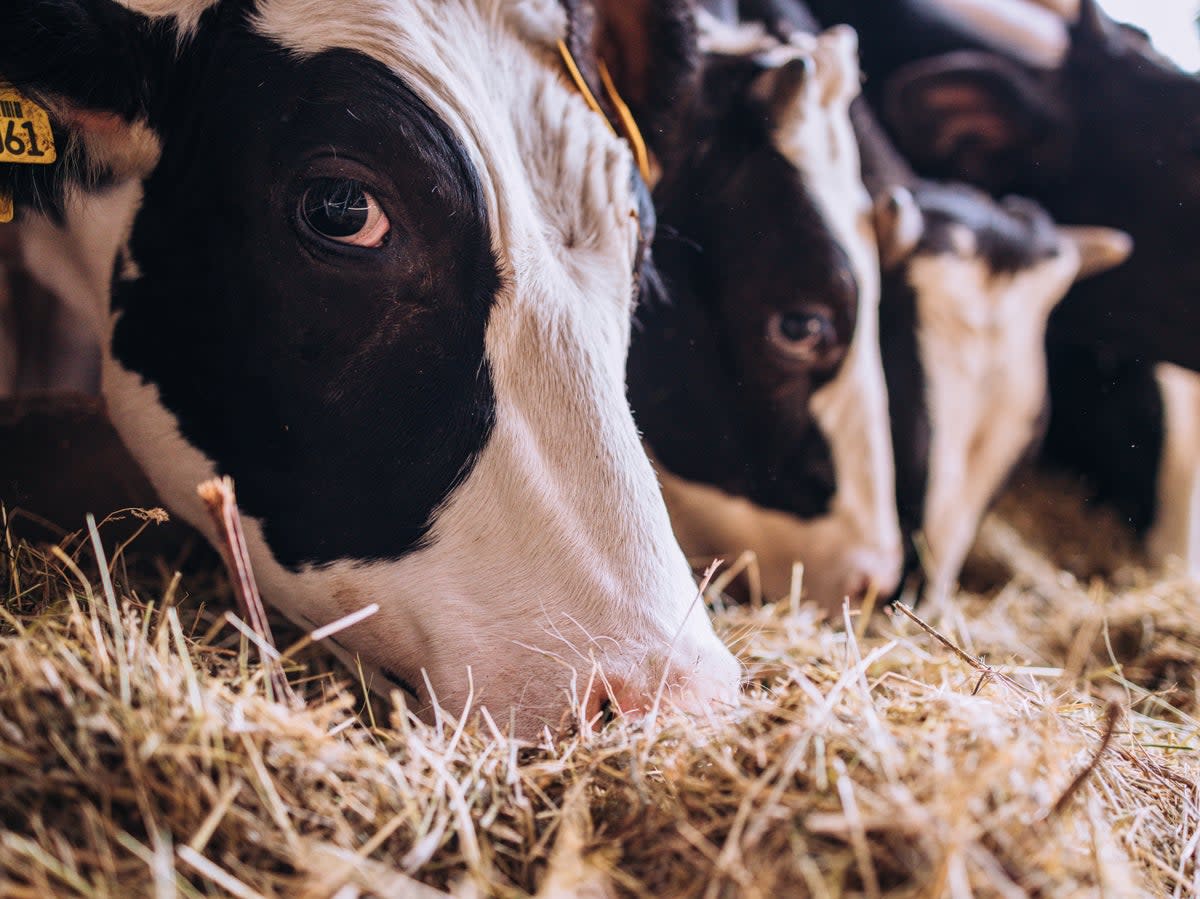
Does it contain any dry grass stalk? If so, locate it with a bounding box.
[197,476,295,707]
[0,477,1198,897]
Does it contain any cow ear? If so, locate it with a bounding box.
[583,0,700,157]
[754,26,862,133]
[874,187,924,271]
[883,51,1064,192]
[1059,226,1133,281]
[1071,0,1123,58]
[0,1,166,214]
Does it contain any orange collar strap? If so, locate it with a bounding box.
[556,39,652,184]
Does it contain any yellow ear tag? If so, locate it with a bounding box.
[0,83,58,223]
[597,60,652,185]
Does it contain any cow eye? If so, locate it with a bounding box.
[768,310,839,364]
[300,178,390,248]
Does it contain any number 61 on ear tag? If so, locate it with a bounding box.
[0,83,57,222]
[0,85,56,165]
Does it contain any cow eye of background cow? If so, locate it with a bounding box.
[299,178,390,248]
[768,310,838,364]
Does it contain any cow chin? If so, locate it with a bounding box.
[413,623,742,739]
[655,466,902,614]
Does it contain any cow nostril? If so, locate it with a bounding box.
[845,573,874,605]
[597,697,618,726]
[583,681,626,731]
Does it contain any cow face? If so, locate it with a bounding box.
[629,25,902,611]
[877,183,1129,601]
[879,0,1200,370]
[0,0,740,734]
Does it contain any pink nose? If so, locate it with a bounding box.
[584,654,741,727]
[842,547,903,606]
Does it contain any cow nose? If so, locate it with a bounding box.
[584,643,741,727]
[842,546,903,607]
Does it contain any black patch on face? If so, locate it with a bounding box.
[878,270,928,569]
[1042,343,1163,535]
[913,183,1060,274]
[1045,41,1200,370]
[629,54,858,521]
[111,24,500,568]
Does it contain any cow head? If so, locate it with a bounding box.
[876,182,1129,601]
[0,0,741,734]
[878,0,1200,369]
[628,22,902,611]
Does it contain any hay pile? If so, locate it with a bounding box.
[2,480,1199,898]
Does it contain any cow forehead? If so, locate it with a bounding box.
[249,0,622,267]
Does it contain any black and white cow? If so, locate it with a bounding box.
[744,0,1130,601]
[628,13,903,611]
[0,0,742,733]
[808,0,1200,578]
[872,180,1129,599]
[798,0,1200,369]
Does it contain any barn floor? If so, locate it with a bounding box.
[1,474,1198,898]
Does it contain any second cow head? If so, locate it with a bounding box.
[629,21,902,611]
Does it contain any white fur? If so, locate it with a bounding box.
[656,29,902,611]
[1147,363,1200,578]
[507,0,568,49]
[118,0,222,34]
[695,10,777,57]
[774,28,902,607]
[927,0,1070,68]
[21,0,739,733]
[875,187,924,271]
[910,244,1081,602]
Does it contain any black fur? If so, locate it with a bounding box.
[111,40,500,568]
[629,52,857,520]
[2,3,503,569]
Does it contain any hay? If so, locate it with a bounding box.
[2,486,1199,898]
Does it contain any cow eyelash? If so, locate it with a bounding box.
[298,178,391,249]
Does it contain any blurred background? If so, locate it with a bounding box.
[1101,0,1200,68]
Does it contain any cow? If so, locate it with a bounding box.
[804,0,1200,578]
[1042,351,1200,577]
[872,180,1129,600]
[743,0,1130,601]
[627,11,904,612]
[0,0,742,735]
[0,228,100,395]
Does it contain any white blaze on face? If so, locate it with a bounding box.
[1147,363,1200,577]
[770,27,902,607]
[651,26,902,610]
[25,0,739,734]
[910,233,1082,602]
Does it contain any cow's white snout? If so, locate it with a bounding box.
[840,545,904,606]
[583,627,743,727]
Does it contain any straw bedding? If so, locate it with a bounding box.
[1,475,1198,898]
